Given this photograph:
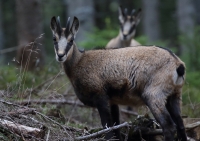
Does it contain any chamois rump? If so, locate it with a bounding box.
[50,16,187,141]
[106,6,141,49]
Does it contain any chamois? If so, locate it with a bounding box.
[50,16,187,141]
[106,6,141,49]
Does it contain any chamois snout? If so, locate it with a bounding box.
[56,53,66,62]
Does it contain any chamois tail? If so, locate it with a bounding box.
[176,64,185,76]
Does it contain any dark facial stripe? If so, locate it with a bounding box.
[65,36,74,54]
[120,23,123,31]
[53,36,58,51]
[129,24,136,34]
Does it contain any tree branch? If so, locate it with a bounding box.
[18,99,86,107]
[0,118,45,139]
[2,108,36,117]
[75,122,129,140]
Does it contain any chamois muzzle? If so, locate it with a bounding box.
[123,34,128,40]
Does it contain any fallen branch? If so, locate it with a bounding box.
[75,122,129,140]
[0,99,24,108]
[2,108,36,117]
[0,46,19,54]
[0,118,45,139]
[17,99,86,107]
[185,120,200,140]
[17,99,138,116]
[121,108,138,116]
[185,121,200,129]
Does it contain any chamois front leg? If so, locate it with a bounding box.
[166,95,187,141]
[142,92,176,141]
[110,104,121,140]
[95,96,117,140]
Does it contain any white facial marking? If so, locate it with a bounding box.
[58,36,68,54]
[120,21,136,41]
[123,22,131,35]
[54,36,68,62]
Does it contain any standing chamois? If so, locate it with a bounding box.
[106,6,141,49]
[50,16,187,141]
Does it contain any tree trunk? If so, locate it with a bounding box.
[64,0,94,45]
[142,0,161,43]
[194,0,200,25]
[15,0,45,71]
[177,0,195,55]
[0,0,3,63]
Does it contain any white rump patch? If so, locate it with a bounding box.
[172,70,184,85]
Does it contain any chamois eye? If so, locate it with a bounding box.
[53,37,57,45]
[69,37,74,43]
[53,37,56,41]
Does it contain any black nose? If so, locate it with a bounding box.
[57,53,64,59]
[123,34,127,39]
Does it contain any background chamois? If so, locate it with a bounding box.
[106,6,141,49]
[50,16,187,141]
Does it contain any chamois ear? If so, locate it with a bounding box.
[134,8,142,26]
[118,6,125,23]
[70,16,79,38]
[50,16,62,36]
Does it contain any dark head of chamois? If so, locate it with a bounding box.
[106,6,142,49]
[50,16,187,141]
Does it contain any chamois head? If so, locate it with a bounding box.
[118,6,141,41]
[50,16,79,62]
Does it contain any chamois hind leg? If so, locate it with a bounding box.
[166,95,187,141]
[95,96,116,140]
[110,104,121,140]
[142,92,176,141]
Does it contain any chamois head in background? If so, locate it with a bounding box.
[118,6,141,41]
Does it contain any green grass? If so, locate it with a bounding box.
[0,62,60,94]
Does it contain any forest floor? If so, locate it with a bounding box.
[0,66,200,141]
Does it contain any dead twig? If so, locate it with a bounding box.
[34,111,73,140]
[75,122,130,141]
[46,129,50,141]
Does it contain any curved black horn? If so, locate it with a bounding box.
[131,9,136,16]
[66,17,71,31]
[124,8,128,16]
[56,16,62,36]
[64,17,71,36]
[56,16,61,27]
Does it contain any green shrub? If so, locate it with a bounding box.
[78,27,118,49]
